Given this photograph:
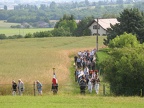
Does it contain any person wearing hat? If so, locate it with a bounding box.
[12,80,17,96]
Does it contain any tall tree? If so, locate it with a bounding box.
[54,14,77,36]
[49,1,57,9]
[104,8,144,45]
[74,16,94,36]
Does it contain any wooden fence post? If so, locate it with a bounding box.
[140,89,143,97]
[110,85,111,95]
[33,81,36,96]
[103,84,105,96]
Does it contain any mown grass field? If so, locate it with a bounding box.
[0,20,53,36]
[0,28,53,36]
[0,20,19,28]
[0,95,144,108]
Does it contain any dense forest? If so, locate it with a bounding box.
[0,1,144,28]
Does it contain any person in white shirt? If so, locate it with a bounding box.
[84,66,89,74]
[18,79,24,96]
[88,76,93,93]
[78,51,82,57]
[95,75,100,94]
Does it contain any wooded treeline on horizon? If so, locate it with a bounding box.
[0,0,144,26]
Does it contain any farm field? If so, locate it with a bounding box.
[0,20,53,36]
[0,28,53,36]
[0,20,19,28]
[0,36,105,94]
[0,36,144,108]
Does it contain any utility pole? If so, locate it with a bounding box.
[96,18,99,51]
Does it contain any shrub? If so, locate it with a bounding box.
[33,31,53,38]
[108,32,140,48]
[102,47,144,96]
[8,35,23,39]
[0,34,7,39]
[25,33,33,38]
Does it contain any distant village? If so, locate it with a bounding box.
[0,0,52,10]
[0,0,141,10]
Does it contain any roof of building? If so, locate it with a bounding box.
[89,18,119,30]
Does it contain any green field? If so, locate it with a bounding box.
[0,95,144,108]
[0,20,53,36]
[0,20,19,28]
[0,28,53,36]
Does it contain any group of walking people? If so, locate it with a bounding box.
[12,73,58,96]
[74,48,100,94]
[12,79,24,96]
[11,48,99,95]
[12,79,43,96]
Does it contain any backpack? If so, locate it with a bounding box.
[79,79,86,88]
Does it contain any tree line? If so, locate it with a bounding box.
[0,14,94,39]
[0,1,144,28]
[1,7,144,42]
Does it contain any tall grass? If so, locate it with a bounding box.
[0,36,106,95]
[0,36,144,107]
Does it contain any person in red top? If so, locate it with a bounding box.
[51,72,58,93]
[52,77,56,85]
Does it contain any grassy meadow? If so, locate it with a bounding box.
[0,95,144,108]
[0,36,105,93]
[0,36,144,107]
[0,20,19,28]
[0,20,53,36]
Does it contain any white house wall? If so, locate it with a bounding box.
[88,22,106,36]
